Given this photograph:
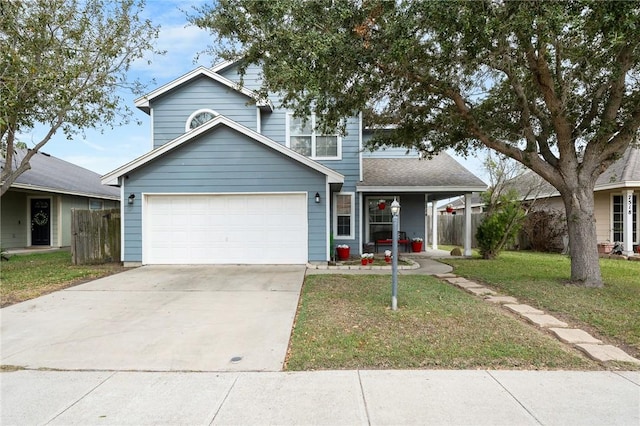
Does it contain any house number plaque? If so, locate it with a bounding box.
[629,194,633,215]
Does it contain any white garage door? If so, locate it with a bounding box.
[144,193,308,264]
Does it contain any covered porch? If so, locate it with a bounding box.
[356,156,487,256]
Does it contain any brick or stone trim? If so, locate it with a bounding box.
[306,257,419,271]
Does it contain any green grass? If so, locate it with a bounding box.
[442,251,640,358]
[1,250,125,307]
[286,274,597,370]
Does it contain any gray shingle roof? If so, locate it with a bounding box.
[597,145,640,186]
[359,154,487,189]
[2,149,120,199]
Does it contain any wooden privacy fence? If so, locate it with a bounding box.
[430,213,486,247]
[71,208,120,264]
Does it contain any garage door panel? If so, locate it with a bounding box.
[145,194,308,264]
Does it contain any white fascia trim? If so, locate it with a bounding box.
[101,116,344,186]
[355,185,488,193]
[10,183,120,201]
[595,181,640,192]
[134,66,273,112]
[210,59,238,73]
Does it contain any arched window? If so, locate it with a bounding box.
[185,109,218,131]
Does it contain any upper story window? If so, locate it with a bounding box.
[186,109,218,131]
[286,113,342,160]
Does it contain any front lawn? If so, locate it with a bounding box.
[1,250,125,307]
[286,274,598,370]
[442,251,640,358]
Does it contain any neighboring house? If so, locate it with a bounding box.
[519,146,640,255]
[451,146,640,256]
[438,193,485,215]
[101,61,486,266]
[1,149,120,249]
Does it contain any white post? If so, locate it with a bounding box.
[431,201,438,250]
[464,193,472,256]
[623,190,634,255]
[391,200,400,311]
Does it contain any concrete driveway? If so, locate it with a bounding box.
[0,265,305,372]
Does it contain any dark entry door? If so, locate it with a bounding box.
[31,198,51,245]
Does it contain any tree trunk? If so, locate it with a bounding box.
[562,185,603,287]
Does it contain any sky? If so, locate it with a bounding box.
[22,0,488,188]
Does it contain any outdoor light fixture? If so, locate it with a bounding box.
[128,193,135,205]
[315,192,321,203]
[391,199,401,311]
[390,199,400,216]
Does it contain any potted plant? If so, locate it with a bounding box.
[445,204,454,213]
[384,250,392,263]
[378,199,386,210]
[367,253,374,264]
[411,237,423,252]
[360,253,368,265]
[336,244,350,260]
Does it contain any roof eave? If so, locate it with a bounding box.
[10,183,120,200]
[356,185,487,193]
[133,66,272,113]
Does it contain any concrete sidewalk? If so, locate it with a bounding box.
[1,369,638,425]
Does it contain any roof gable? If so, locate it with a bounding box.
[101,116,344,186]
[134,66,273,114]
[2,149,120,199]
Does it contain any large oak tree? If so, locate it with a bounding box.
[191,0,640,287]
[1,0,161,195]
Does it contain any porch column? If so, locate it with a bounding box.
[431,201,438,250]
[464,193,472,256]
[623,189,634,255]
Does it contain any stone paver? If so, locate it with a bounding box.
[466,287,498,296]
[448,279,484,289]
[576,344,640,365]
[485,296,519,304]
[434,273,458,278]
[549,328,602,345]
[504,304,544,315]
[520,313,568,328]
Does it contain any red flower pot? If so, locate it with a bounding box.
[336,247,350,260]
[446,207,454,213]
[368,257,374,264]
[385,256,391,263]
[411,241,423,252]
[378,202,386,210]
[361,258,368,265]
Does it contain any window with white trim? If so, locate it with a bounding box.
[287,113,341,160]
[334,192,354,239]
[612,194,637,243]
[186,109,218,131]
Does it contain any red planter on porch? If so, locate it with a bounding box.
[336,246,350,260]
[411,241,423,252]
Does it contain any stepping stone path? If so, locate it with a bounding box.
[433,273,640,366]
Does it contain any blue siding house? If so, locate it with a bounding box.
[102,61,486,265]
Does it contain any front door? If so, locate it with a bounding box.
[30,198,51,246]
